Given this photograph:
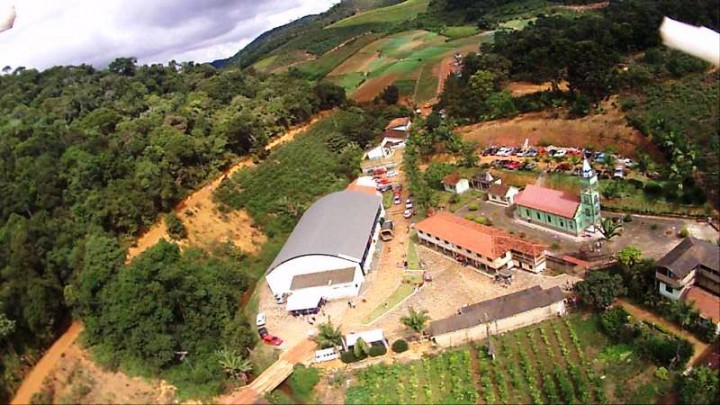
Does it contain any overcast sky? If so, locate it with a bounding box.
[0,0,340,70]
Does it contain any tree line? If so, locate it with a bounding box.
[0,58,345,401]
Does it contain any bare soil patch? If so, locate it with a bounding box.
[352,73,401,102]
[505,80,569,96]
[457,100,663,159]
[560,1,609,12]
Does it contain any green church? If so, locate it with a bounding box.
[514,159,601,236]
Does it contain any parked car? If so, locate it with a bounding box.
[393,183,403,191]
[403,209,413,219]
[595,153,606,163]
[554,149,567,158]
[393,195,401,205]
[483,147,498,156]
[613,167,625,179]
[405,201,413,209]
[525,148,538,157]
[506,161,522,170]
[377,183,393,192]
[491,159,503,168]
[406,198,413,204]
[583,149,594,159]
[376,177,391,185]
[258,326,269,338]
[263,334,283,346]
[522,162,537,171]
[386,170,398,177]
[515,149,527,157]
[256,312,266,327]
[274,294,286,305]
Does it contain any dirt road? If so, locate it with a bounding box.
[10,113,329,405]
[10,322,83,405]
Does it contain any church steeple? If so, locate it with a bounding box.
[579,158,601,230]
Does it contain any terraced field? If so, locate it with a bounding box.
[327,0,430,29]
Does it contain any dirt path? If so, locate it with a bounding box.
[10,322,83,405]
[10,113,330,405]
[560,1,609,12]
[617,298,708,366]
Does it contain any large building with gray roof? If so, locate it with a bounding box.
[265,190,384,308]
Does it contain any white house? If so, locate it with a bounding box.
[343,329,387,351]
[385,117,412,133]
[442,173,470,194]
[487,184,519,206]
[265,191,384,311]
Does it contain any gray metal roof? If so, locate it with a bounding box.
[427,286,566,336]
[268,190,381,273]
[290,267,356,290]
[655,237,719,279]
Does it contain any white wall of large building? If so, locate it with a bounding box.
[266,255,364,298]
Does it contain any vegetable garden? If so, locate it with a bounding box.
[344,314,671,404]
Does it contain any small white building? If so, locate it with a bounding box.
[442,173,470,195]
[487,183,519,206]
[343,329,387,351]
[385,117,412,133]
[265,191,384,311]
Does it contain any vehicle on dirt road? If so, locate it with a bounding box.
[263,335,283,346]
[506,161,521,170]
[404,209,413,219]
[393,195,401,205]
[256,312,266,327]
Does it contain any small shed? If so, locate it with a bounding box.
[471,171,500,190]
[286,290,323,314]
[343,329,387,351]
[487,184,519,206]
[442,173,470,195]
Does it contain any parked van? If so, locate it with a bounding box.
[314,348,339,363]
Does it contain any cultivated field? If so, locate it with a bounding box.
[344,314,671,404]
[327,0,430,29]
[456,100,663,159]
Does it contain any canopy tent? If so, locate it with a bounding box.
[286,290,323,312]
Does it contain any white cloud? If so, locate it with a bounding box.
[0,0,339,70]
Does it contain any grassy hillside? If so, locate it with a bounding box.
[328,0,430,28]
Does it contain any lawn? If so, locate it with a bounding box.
[328,0,430,28]
[252,55,278,71]
[414,64,439,102]
[441,26,480,39]
[407,236,420,269]
[498,17,537,30]
[362,283,415,324]
[344,313,674,404]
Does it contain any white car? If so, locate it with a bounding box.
[256,312,266,327]
[393,195,401,205]
[405,202,413,209]
[386,170,398,177]
[554,149,567,158]
[403,209,413,219]
[496,147,510,156]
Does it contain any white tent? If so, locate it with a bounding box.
[343,328,386,349]
[286,290,323,312]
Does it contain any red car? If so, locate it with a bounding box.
[263,335,283,346]
[506,161,521,170]
[376,177,391,185]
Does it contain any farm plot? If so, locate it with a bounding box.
[342,314,669,404]
[328,0,430,29]
[295,34,383,78]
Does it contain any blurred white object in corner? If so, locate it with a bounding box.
[0,4,15,33]
[660,17,720,66]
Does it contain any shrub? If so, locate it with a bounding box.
[654,367,669,380]
[644,182,663,196]
[391,339,409,353]
[289,364,320,403]
[465,214,475,221]
[600,306,632,342]
[340,351,360,363]
[369,345,387,357]
[468,203,479,211]
[679,227,690,238]
[165,212,187,240]
[623,214,633,222]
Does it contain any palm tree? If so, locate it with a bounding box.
[315,320,343,349]
[353,337,370,358]
[216,349,253,382]
[598,217,621,240]
[400,307,431,336]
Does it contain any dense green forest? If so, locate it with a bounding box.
[0,59,345,401]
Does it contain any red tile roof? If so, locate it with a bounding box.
[442,173,461,186]
[488,183,511,197]
[385,117,410,130]
[415,212,547,260]
[684,287,720,324]
[514,184,580,219]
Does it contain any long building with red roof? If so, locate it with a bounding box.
[415,212,548,273]
[515,159,602,236]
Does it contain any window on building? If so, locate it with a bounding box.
[664,284,674,294]
[569,222,574,229]
[547,215,552,222]
[536,212,541,220]
[559,220,565,227]
[593,195,599,204]
[525,209,530,216]
[585,208,591,216]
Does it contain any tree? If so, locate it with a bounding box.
[379,85,399,105]
[460,142,479,168]
[574,271,627,310]
[108,57,138,76]
[216,349,253,382]
[678,366,719,404]
[400,307,430,336]
[598,217,622,240]
[0,313,15,341]
[353,337,370,358]
[617,246,643,268]
[315,320,342,349]
[165,212,187,240]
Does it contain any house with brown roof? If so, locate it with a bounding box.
[655,237,720,333]
[415,212,548,273]
[426,286,566,347]
[488,183,519,206]
[471,171,500,190]
[515,159,602,236]
[442,173,470,194]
